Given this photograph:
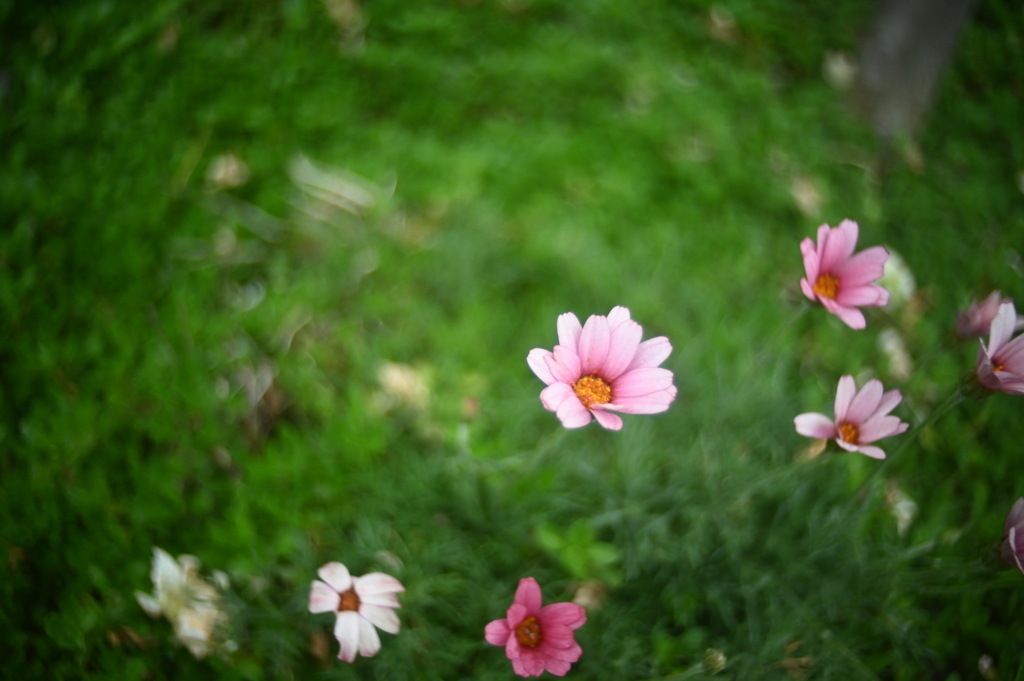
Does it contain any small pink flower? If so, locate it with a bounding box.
[527,306,676,430]
[976,302,1024,394]
[794,375,909,460]
[1001,498,1024,574]
[484,577,586,678]
[308,562,404,663]
[799,219,890,329]
[956,290,1012,339]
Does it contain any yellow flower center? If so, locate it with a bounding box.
[514,615,542,648]
[337,588,361,612]
[993,362,1004,372]
[813,273,839,300]
[573,375,613,409]
[838,422,859,445]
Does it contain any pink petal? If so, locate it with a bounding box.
[539,637,583,658]
[543,658,573,676]
[334,610,361,662]
[557,312,583,349]
[601,319,643,380]
[309,580,341,613]
[794,413,836,439]
[611,367,674,398]
[318,562,352,593]
[1006,498,1024,532]
[591,409,623,430]
[357,615,381,657]
[1011,527,1024,574]
[997,335,1024,372]
[527,349,556,385]
[989,302,1017,354]
[834,376,856,422]
[360,603,400,635]
[800,277,816,302]
[545,345,581,384]
[603,387,676,414]
[510,656,529,676]
[994,375,1024,394]
[846,379,883,424]
[355,572,405,597]
[539,602,587,628]
[540,383,575,412]
[605,384,675,409]
[506,603,529,628]
[555,394,592,428]
[506,634,522,661]
[858,415,907,443]
[819,220,858,273]
[607,306,632,329]
[514,578,543,614]
[485,618,511,646]
[835,284,888,307]
[833,246,889,286]
[836,439,860,453]
[626,336,672,371]
[854,444,886,460]
[523,653,545,676]
[800,237,819,283]
[871,389,903,419]
[578,315,611,375]
[831,304,867,329]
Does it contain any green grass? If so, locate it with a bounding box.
[2,0,1024,678]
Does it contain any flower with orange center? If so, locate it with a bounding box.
[976,302,1024,395]
[799,220,890,329]
[485,577,586,677]
[527,306,676,430]
[309,562,404,663]
[794,375,908,460]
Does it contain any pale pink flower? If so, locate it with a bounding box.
[527,306,676,431]
[799,219,890,329]
[976,302,1024,394]
[484,577,586,678]
[794,375,909,460]
[957,291,1012,338]
[1001,498,1024,573]
[308,562,404,663]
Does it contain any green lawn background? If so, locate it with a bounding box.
[2,0,1023,678]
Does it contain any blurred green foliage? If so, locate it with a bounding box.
[1,0,1023,678]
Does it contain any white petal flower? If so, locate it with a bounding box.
[308,561,405,663]
[134,547,234,659]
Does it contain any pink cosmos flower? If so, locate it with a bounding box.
[484,577,586,678]
[799,219,890,329]
[1001,498,1024,574]
[527,306,676,430]
[308,562,404,663]
[794,375,909,460]
[956,290,1012,339]
[976,302,1024,394]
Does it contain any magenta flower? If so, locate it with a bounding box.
[794,375,909,460]
[956,290,1012,339]
[308,562,404,663]
[484,577,586,677]
[527,306,676,430]
[1001,498,1024,573]
[976,302,1024,394]
[799,219,890,329]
